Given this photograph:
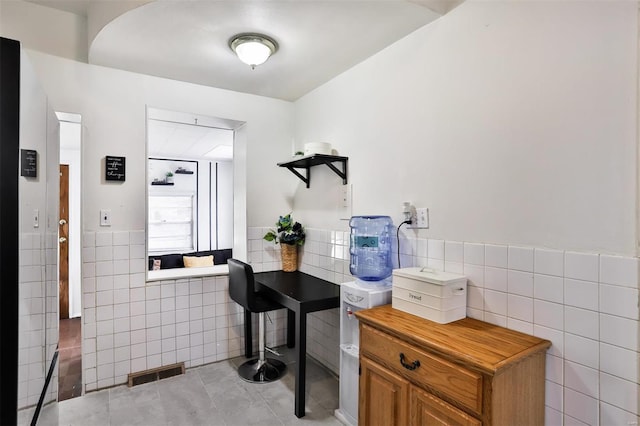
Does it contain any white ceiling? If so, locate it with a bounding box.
[147,108,237,160]
[27,0,463,101]
[148,119,234,160]
[28,0,462,158]
[28,0,93,16]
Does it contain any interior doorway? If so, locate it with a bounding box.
[59,164,69,319]
[57,113,82,401]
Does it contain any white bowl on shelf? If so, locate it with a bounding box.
[304,142,332,156]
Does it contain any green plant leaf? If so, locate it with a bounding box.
[265,214,305,246]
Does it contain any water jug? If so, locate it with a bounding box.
[349,216,393,282]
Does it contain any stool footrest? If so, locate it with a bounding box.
[238,358,287,383]
[265,346,282,357]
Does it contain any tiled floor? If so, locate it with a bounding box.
[25,347,342,426]
[58,318,82,401]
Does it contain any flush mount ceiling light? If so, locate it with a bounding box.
[229,33,278,69]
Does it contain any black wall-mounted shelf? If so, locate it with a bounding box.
[151,181,174,186]
[277,154,348,188]
[175,169,193,174]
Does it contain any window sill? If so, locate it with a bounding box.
[147,264,229,282]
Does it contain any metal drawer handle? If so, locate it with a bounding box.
[399,353,421,371]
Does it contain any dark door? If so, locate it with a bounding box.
[59,164,69,319]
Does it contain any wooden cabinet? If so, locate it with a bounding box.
[411,385,481,426]
[356,305,551,426]
[359,356,409,426]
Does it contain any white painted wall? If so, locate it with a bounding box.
[217,160,234,248]
[0,0,88,62]
[18,51,60,409]
[294,0,638,256]
[290,3,640,421]
[16,50,296,393]
[23,50,296,236]
[9,3,640,421]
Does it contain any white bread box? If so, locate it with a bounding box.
[392,267,467,324]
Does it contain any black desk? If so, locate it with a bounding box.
[245,270,340,418]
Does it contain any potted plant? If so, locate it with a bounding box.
[264,214,305,271]
[165,171,174,184]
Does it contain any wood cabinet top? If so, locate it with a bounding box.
[355,305,551,375]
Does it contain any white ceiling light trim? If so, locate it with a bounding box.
[229,33,278,69]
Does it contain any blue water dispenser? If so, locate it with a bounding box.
[336,215,394,426]
[349,215,393,284]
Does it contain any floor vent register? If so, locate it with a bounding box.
[127,362,185,387]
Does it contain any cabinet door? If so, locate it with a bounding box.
[410,385,481,426]
[359,357,409,426]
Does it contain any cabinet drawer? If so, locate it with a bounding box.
[361,324,483,414]
[411,385,481,426]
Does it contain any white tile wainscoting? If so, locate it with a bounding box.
[249,227,639,426]
[80,228,639,425]
[248,226,350,376]
[18,232,58,409]
[81,230,288,392]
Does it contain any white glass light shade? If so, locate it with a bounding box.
[230,34,278,68]
[235,41,271,66]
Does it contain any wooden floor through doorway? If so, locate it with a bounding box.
[58,317,82,401]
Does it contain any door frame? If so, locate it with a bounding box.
[59,164,69,319]
[0,36,21,424]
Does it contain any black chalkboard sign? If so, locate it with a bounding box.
[20,149,37,177]
[105,155,125,181]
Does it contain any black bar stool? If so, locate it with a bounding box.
[228,259,287,382]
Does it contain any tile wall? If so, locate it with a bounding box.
[248,227,350,375]
[402,239,639,425]
[248,226,640,426]
[18,232,58,409]
[80,227,639,425]
[81,230,288,392]
[45,230,59,407]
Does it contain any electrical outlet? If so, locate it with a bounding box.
[416,208,429,228]
[402,201,413,223]
[338,184,353,220]
[100,209,111,226]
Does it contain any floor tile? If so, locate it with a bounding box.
[46,347,339,426]
[59,389,110,425]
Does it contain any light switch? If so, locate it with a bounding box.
[100,209,111,226]
[416,208,429,228]
[341,185,352,209]
[33,209,39,228]
[338,184,352,220]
